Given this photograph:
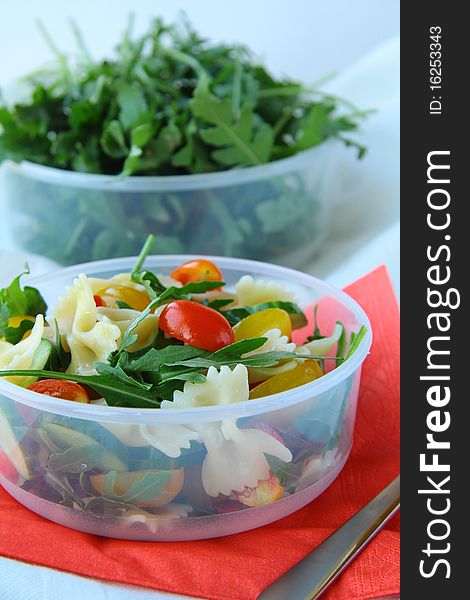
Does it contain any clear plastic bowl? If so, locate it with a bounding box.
[0,256,371,540]
[1,142,337,268]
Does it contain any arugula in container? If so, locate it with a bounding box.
[0,15,369,265]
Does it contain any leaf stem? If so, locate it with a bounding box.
[35,19,72,90]
[68,18,93,65]
[232,53,242,121]
[131,234,155,276]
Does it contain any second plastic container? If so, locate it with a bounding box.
[1,142,337,267]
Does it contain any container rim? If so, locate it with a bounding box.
[0,254,372,423]
[1,141,333,192]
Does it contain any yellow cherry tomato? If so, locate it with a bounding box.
[2,315,36,341]
[233,308,292,342]
[95,285,151,311]
[249,360,323,399]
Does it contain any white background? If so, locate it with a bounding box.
[0,0,399,84]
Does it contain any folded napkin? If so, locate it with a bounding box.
[0,265,399,600]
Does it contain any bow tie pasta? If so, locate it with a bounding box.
[162,364,249,410]
[53,274,121,375]
[201,420,292,496]
[96,307,159,353]
[235,275,296,306]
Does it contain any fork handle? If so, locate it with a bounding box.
[257,476,400,600]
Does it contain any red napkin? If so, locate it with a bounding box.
[0,265,400,600]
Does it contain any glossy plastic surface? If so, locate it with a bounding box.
[1,142,337,268]
[0,256,371,540]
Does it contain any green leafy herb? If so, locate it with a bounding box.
[306,304,325,342]
[344,325,368,361]
[207,299,307,328]
[123,345,207,373]
[46,320,71,372]
[0,370,160,408]
[48,443,126,473]
[0,266,47,343]
[0,16,368,267]
[191,74,273,167]
[335,322,347,368]
[99,469,172,504]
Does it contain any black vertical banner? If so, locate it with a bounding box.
[401,3,466,598]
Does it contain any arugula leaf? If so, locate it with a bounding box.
[124,345,207,373]
[335,323,347,368]
[46,320,71,372]
[210,337,267,361]
[48,443,126,473]
[139,337,317,383]
[344,326,368,361]
[305,305,328,346]
[100,120,128,158]
[100,469,172,504]
[0,309,34,345]
[191,74,273,167]
[0,370,160,408]
[0,267,47,343]
[204,298,234,311]
[0,267,47,316]
[94,362,153,389]
[207,300,307,328]
[292,104,329,151]
[117,82,148,130]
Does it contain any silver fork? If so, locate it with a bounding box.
[257,476,400,600]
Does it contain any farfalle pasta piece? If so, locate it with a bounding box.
[103,422,200,458]
[200,420,293,496]
[244,328,296,356]
[53,274,121,375]
[250,323,344,385]
[88,273,148,294]
[0,315,45,387]
[244,328,297,384]
[299,322,345,357]
[160,363,291,495]
[96,307,159,352]
[162,364,249,409]
[235,275,296,306]
[298,448,340,491]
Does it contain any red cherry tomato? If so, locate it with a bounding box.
[0,449,17,480]
[93,295,105,307]
[171,259,223,285]
[27,380,90,404]
[159,300,234,351]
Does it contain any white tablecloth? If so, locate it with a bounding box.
[0,36,399,600]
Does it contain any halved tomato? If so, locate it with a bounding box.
[94,285,150,311]
[27,380,90,404]
[249,360,323,399]
[90,468,184,508]
[233,308,292,341]
[93,295,105,307]
[171,259,223,285]
[159,300,234,351]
